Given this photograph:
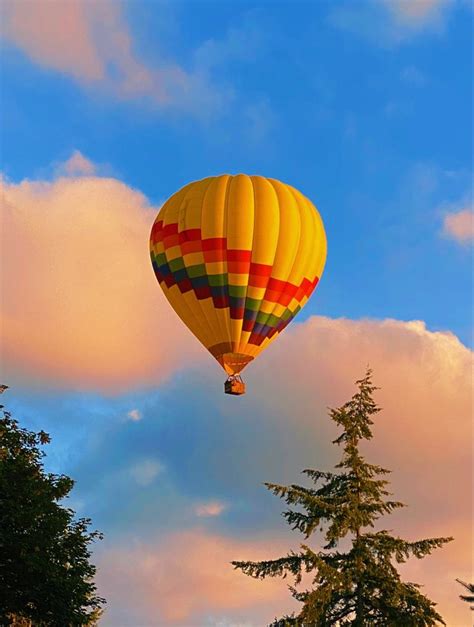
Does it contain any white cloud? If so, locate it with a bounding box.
[401,65,428,87]
[130,459,163,486]
[127,409,142,422]
[383,100,412,118]
[243,100,276,144]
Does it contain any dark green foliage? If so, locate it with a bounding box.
[456,579,474,610]
[232,370,453,626]
[0,390,104,626]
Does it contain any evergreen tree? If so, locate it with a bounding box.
[232,370,453,626]
[456,579,474,610]
[0,387,105,625]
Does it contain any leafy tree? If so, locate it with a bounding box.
[0,387,105,625]
[456,579,474,610]
[232,370,453,626]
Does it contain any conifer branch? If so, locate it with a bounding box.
[456,579,474,609]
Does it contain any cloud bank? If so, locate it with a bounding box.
[97,530,292,626]
[0,159,203,391]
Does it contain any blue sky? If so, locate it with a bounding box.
[1,1,472,624]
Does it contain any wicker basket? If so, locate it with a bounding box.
[224,378,246,395]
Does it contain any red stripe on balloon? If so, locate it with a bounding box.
[202,237,226,250]
[153,222,319,306]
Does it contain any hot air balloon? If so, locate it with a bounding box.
[149,174,326,395]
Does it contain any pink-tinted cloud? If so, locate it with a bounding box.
[58,150,96,177]
[443,207,474,243]
[329,0,452,46]
[0,0,258,116]
[251,317,471,524]
[97,530,294,625]
[195,501,227,517]
[0,0,104,81]
[385,0,449,27]
[0,161,204,392]
[0,0,163,95]
[0,0,181,108]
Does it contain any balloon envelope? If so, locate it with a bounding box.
[150,174,327,375]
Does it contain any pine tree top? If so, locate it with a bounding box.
[264,369,406,546]
[331,369,381,446]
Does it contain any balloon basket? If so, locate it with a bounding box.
[225,375,246,396]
